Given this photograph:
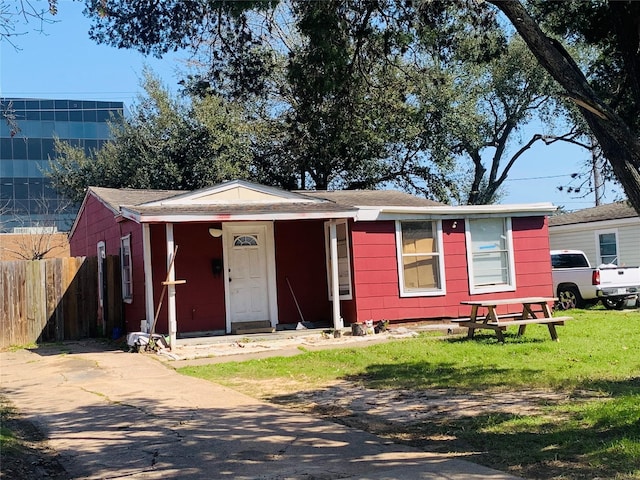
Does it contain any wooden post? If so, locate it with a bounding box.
[329,220,343,330]
[166,224,177,350]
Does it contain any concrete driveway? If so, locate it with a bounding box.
[0,340,521,479]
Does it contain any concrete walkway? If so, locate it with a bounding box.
[0,340,521,480]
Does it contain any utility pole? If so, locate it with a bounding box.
[589,136,604,206]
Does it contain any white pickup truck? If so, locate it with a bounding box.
[551,249,640,310]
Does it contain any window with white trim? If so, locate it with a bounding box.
[324,220,353,300]
[97,241,106,310]
[396,220,446,296]
[120,235,133,303]
[466,217,516,294]
[596,230,618,265]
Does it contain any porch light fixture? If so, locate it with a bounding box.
[208,228,223,238]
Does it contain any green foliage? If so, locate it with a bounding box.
[531,0,640,135]
[48,71,253,200]
[79,0,614,205]
[79,1,490,201]
[421,35,568,204]
[490,0,640,214]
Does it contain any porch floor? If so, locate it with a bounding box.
[165,320,462,364]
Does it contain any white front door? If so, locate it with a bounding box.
[223,223,277,331]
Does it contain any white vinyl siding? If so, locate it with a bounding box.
[550,221,640,267]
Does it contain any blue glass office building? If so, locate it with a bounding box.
[0,98,123,232]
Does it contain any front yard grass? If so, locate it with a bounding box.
[179,308,640,479]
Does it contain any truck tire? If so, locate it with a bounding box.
[557,286,583,310]
[602,298,626,310]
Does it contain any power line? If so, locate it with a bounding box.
[504,174,575,182]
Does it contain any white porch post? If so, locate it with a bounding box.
[166,223,177,350]
[329,220,344,330]
[142,224,154,333]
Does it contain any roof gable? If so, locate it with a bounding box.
[143,180,322,206]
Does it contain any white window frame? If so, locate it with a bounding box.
[594,229,619,266]
[97,241,106,310]
[324,219,353,300]
[465,217,516,294]
[120,234,133,303]
[395,220,446,297]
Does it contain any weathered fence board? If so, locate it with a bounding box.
[0,256,123,348]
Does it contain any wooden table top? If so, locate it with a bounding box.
[460,297,557,307]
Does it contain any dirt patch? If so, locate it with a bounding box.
[0,397,69,480]
[255,379,573,423]
[246,381,605,480]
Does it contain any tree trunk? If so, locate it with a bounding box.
[490,0,640,214]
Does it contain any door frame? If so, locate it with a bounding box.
[222,221,278,333]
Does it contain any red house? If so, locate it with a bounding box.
[69,180,557,343]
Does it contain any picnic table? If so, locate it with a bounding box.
[455,297,571,342]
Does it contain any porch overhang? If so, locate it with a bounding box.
[120,203,359,224]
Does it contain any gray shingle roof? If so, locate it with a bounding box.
[296,190,445,207]
[89,187,185,213]
[549,201,638,226]
[88,185,444,218]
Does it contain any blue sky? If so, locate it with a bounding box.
[0,1,623,210]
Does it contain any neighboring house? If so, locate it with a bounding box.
[549,201,640,267]
[69,180,557,342]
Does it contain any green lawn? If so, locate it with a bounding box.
[179,308,640,479]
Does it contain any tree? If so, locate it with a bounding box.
[81,1,488,202]
[419,36,576,204]
[0,0,58,48]
[84,1,465,201]
[48,72,254,202]
[279,0,459,198]
[0,196,70,260]
[82,0,626,207]
[487,0,640,214]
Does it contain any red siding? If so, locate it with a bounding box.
[274,220,333,325]
[69,195,145,332]
[512,216,554,297]
[148,224,226,334]
[174,224,226,332]
[72,192,553,333]
[350,216,553,322]
[69,196,124,257]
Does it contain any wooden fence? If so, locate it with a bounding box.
[0,256,123,348]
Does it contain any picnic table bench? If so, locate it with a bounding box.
[455,297,572,342]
